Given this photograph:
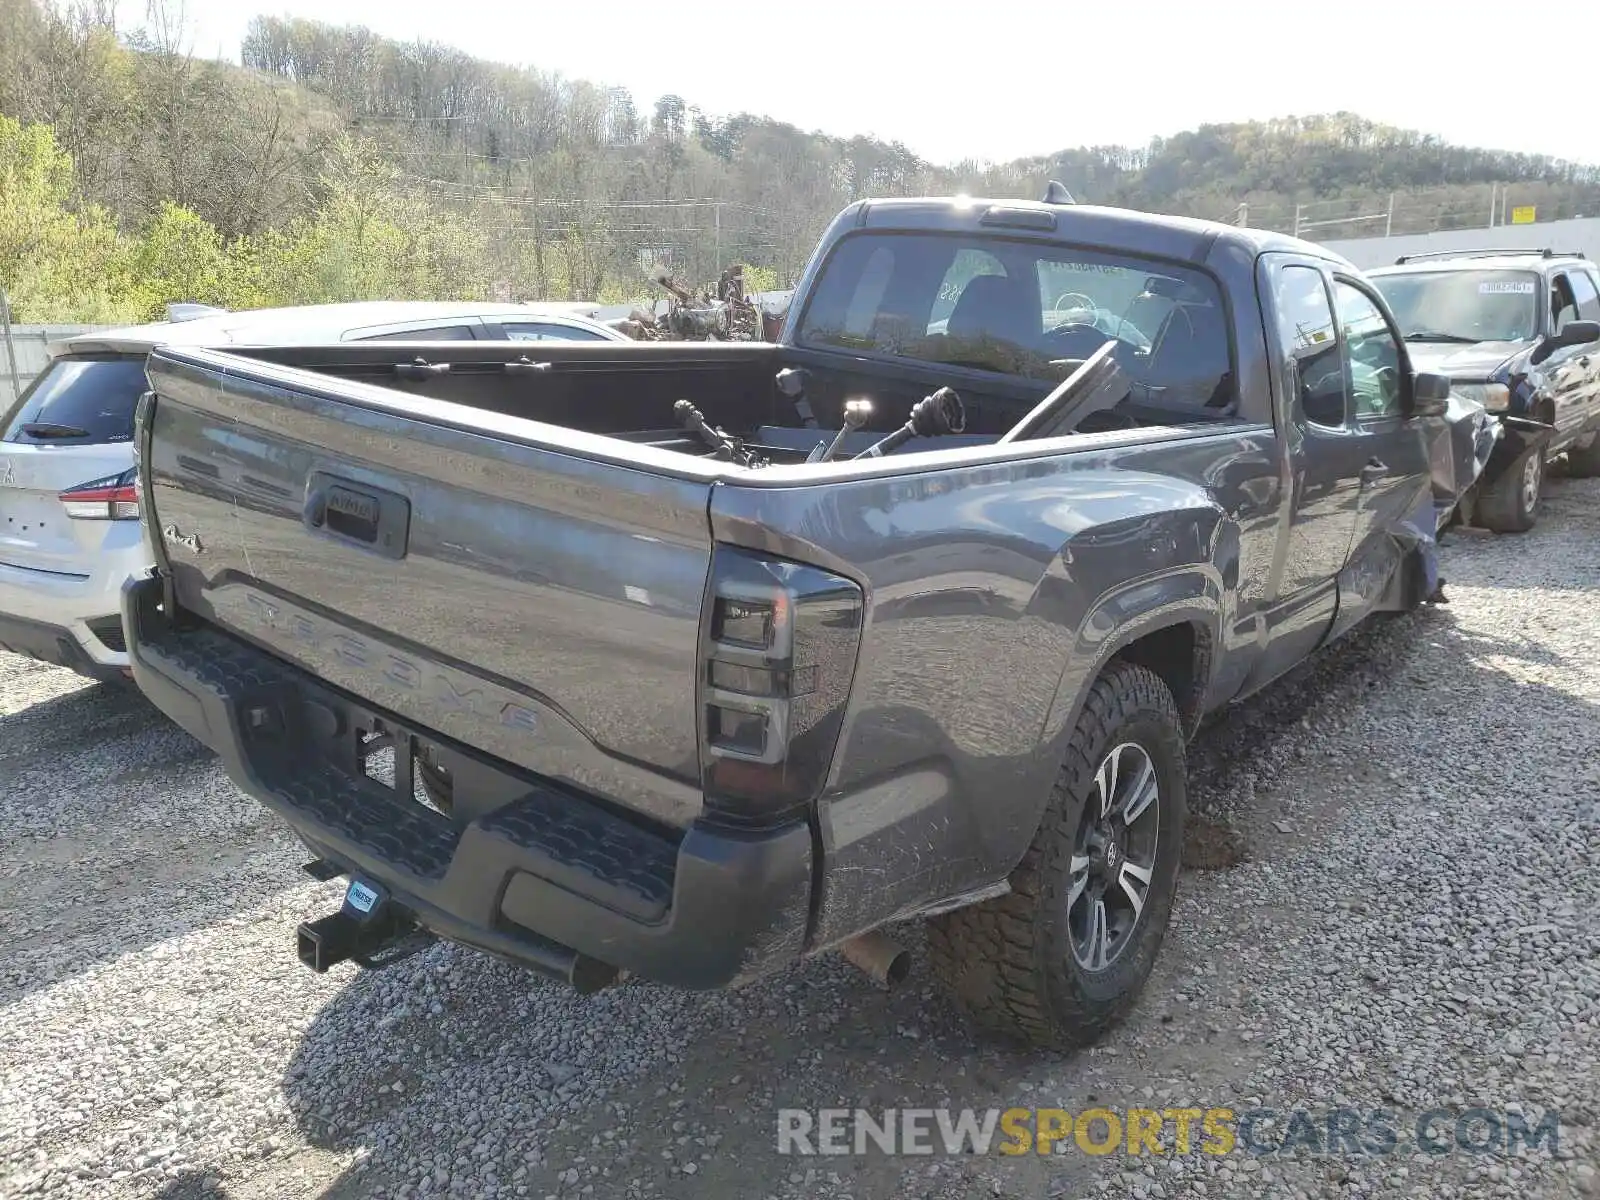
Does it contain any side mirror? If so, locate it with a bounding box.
[1558,319,1600,347]
[1531,319,1600,363]
[1409,370,1451,419]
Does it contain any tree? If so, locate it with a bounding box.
[0,115,135,322]
[6,2,1600,322]
[128,201,232,316]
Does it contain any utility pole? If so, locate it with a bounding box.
[1293,203,1304,239]
[1488,183,1496,228]
[714,202,722,275]
[1385,193,1394,238]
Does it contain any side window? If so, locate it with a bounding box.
[1333,280,1403,420]
[1276,266,1345,427]
[500,322,609,342]
[1550,274,1580,332]
[1568,270,1600,323]
[351,324,478,342]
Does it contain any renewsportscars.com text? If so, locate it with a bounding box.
[776,1106,1563,1159]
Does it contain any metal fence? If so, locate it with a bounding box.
[1220,185,1589,241]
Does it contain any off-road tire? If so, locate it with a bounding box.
[927,660,1186,1050]
[1477,443,1544,533]
[1564,434,1600,479]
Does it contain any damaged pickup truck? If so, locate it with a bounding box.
[125,194,1481,1049]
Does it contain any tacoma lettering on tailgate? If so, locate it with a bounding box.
[230,587,539,734]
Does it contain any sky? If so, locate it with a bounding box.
[163,0,1600,169]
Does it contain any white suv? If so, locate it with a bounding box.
[0,301,627,680]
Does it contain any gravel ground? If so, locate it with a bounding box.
[2,477,1598,1200]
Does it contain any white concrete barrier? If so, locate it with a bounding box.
[1320,217,1600,271]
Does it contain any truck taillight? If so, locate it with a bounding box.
[59,468,140,520]
[698,545,864,824]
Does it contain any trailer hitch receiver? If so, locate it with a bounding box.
[296,876,435,972]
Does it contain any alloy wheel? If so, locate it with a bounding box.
[1523,452,1543,514]
[1068,741,1161,972]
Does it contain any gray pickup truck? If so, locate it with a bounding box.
[124,193,1471,1050]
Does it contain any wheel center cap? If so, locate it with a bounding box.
[1104,837,1123,875]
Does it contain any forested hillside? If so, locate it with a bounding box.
[4,0,1599,323]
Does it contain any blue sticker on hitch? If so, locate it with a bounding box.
[346,879,380,914]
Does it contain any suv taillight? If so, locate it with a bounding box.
[698,545,864,823]
[59,468,139,520]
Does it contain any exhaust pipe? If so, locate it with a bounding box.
[839,929,910,988]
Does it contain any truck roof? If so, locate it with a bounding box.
[844,195,1356,271]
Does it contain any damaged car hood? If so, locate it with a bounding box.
[1405,340,1525,380]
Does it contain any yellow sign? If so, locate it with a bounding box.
[1511,205,1536,225]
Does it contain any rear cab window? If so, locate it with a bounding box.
[795,231,1236,414]
[2,354,149,445]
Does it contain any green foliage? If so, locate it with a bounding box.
[246,138,488,306]
[0,119,501,321]
[128,202,233,318]
[0,114,138,322]
[4,3,1600,324]
[741,265,779,295]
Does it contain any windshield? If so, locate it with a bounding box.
[1371,269,1540,343]
[2,355,149,445]
[796,232,1234,409]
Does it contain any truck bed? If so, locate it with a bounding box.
[223,338,1237,460]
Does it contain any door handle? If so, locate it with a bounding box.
[393,356,450,381]
[1359,458,1389,484]
[504,356,553,375]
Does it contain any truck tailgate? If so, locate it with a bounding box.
[140,346,719,828]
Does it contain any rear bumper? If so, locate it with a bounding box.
[0,552,143,671]
[0,610,126,681]
[121,574,814,990]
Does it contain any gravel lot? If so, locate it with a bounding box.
[3,477,1598,1200]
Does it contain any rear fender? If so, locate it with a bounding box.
[1041,570,1224,747]
[985,562,1223,881]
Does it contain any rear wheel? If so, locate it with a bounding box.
[928,660,1186,1050]
[1477,444,1544,533]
